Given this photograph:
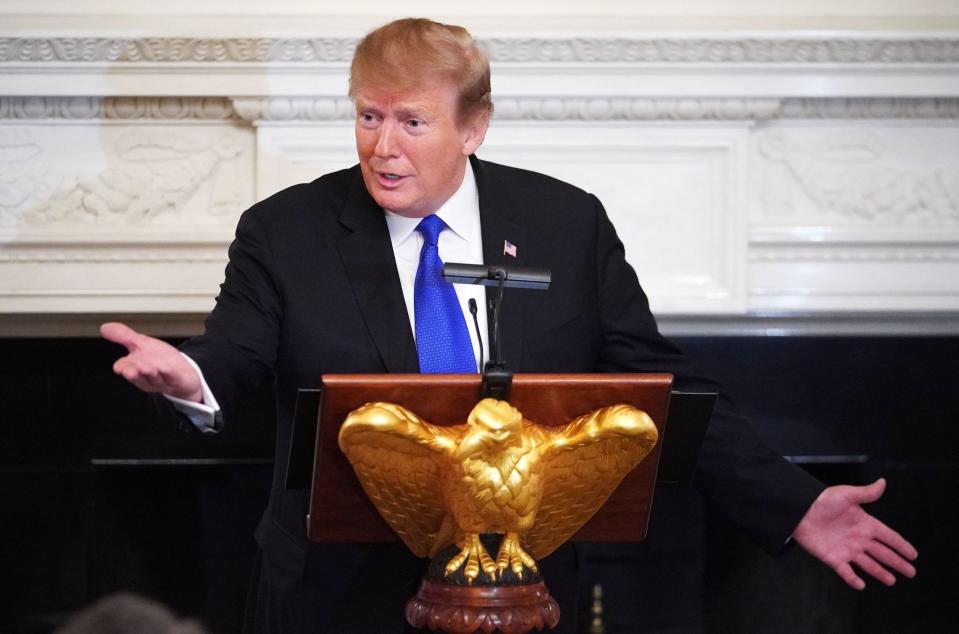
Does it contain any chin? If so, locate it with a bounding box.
[376,195,413,216]
[367,188,401,212]
[377,195,431,218]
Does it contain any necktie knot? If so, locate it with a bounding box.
[416,214,445,247]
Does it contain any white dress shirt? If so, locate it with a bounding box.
[383,162,488,369]
[172,162,489,432]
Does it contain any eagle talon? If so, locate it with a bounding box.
[496,531,538,578]
[445,533,498,583]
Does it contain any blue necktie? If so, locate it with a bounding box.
[414,215,476,373]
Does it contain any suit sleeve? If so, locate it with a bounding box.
[179,206,282,425]
[588,194,824,553]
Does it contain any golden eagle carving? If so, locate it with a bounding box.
[338,398,658,583]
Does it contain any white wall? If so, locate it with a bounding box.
[3,1,958,31]
[1,5,958,333]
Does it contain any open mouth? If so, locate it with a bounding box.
[377,171,407,185]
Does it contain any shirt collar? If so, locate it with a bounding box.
[384,161,479,249]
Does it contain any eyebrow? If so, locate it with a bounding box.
[396,106,436,120]
[355,99,438,120]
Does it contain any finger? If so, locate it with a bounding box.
[853,553,896,587]
[872,522,918,561]
[113,355,147,378]
[119,364,144,385]
[849,478,886,505]
[121,368,166,394]
[114,354,142,377]
[867,540,917,578]
[834,561,866,591]
[101,322,143,351]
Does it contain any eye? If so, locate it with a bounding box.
[406,119,425,130]
[358,111,379,126]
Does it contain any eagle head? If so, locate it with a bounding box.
[452,398,524,462]
[467,398,522,444]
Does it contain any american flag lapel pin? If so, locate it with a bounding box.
[503,240,518,257]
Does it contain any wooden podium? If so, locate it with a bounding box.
[294,373,675,632]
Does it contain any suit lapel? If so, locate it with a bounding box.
[335,170,419,373]
[474,157,527,372]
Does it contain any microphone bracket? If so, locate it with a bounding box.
[443,261,551,404]
[442,263,550,290]
[480,365,512,401]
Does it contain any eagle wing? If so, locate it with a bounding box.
[523,404,659,560]
[338,402,459,557]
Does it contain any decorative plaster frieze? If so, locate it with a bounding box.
[4,97,959,122]
[494,98,783,121]
[231,97,959,123]
[480,37,959,64]
[0,38,358,63]
[2,36,958,65]
[749,245,959,262]
[231,96,784,122]
[230,97,354,122]
[755,129,959,226]
[778,98,959,119]
[0,97,237,120]
[0,127,249,227]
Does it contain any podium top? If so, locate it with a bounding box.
[305,373,673,545]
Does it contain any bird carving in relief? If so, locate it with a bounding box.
[338,398,659,583]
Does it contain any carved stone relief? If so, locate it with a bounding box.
[754,127,959,227]
[2,36,957,65]
[4,97,958,123]
[0,97,236,120]
[0,125,252,229]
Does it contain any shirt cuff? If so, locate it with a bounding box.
[163,354,222,434]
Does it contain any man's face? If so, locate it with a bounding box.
[354,82,488,218]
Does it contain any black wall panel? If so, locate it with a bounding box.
[1,336,954,633]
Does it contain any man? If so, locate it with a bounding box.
[102,18,917,633]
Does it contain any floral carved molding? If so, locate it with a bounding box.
[1,36,958,64]
[0,127,247,227]
[4,96,959,122]
[756,129,959,227]
[0,97,237,120]
[749,244,959,263]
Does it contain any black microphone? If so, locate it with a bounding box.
[468,298,484,371]
[443,262,551,371]
[445,262,552,401]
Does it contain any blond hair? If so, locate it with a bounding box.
[349,18,493,122]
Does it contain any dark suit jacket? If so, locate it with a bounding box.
[180,155,824,632]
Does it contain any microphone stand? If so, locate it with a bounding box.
[443,263,552,403]
[482,267,512,401]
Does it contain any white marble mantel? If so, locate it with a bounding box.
[2,17,959,335]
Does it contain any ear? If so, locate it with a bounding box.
[460,111,490,156]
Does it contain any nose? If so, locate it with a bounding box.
[374,121,399,158]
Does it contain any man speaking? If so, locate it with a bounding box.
[101,18,917,633]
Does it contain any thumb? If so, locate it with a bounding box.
[100,322,142,351]
[851,477,886,505]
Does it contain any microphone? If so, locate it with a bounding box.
[468,298,485,371]
[445,262,552,401]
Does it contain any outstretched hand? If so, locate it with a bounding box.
[101,322,202,403]
[793,478,917,590]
